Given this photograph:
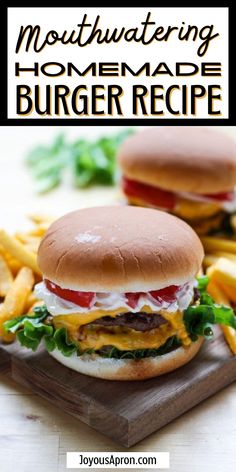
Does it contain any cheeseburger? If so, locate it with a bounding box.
[5,207,236,380]
[119,127,236,235]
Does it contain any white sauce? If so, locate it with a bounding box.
[177,189,236,213]
[34,280,197,317]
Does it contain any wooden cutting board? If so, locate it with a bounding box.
[0,328,235,447]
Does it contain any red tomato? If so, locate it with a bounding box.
[203,191,235,202]
[122,177,176,210]
[125,292,141,309]
[45,280,95,308]
[126,285,179,308]
[150,285,179,303]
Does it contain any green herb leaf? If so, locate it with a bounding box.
[26,130,133,193]
[184,277,236,340]
[197,275,209,293]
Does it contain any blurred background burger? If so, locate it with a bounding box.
[119,127,236,236]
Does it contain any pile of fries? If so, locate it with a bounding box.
[0,217,236,355]
[0,215,53,342]
[202,236,236,354]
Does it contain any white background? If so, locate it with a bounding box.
[7,7,229,119]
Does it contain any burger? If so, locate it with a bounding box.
[118,127,236,235]
[4,206,236,380]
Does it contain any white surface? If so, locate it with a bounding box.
[0,126,236,472]
[0,126,122,231]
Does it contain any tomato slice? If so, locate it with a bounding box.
[150,285,179,303]
[126,285,179,308]
[202,191,235,202]
[125,292,142,309]
[45,280,95,308]
[122,177,176,210]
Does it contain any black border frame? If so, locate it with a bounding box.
[0,2,234,126]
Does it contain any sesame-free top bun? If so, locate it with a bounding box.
[118,127,236,194]
[50,337,203,381]
[38,206,203,292]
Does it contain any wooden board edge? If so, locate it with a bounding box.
[126,357,236,447]
[0,344,12,374]
[10,352,130,446]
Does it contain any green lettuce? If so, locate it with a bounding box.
[184,276,236,341]
[4,307,77,356]
[97,336,181,359]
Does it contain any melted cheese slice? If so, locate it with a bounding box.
[127,195,220,222]
[174,198,220,220]
[78,324,177,351]
[53,306,191,351]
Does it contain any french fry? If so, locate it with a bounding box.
[28,214,54,225]
[220,283,236,305]
[0,267,34,340]
[221,326,236,354]
[207,279,230,305]
[212,251,236,261]
[0,304,14,342]
[5,256,23,276]
[207,280,236,354]
[25,242,41,254]
[203,254,219,268]
[207,257,236,288]
[0,229,41,275]
[0,255,13,297]
[15,233,40,245]
[24,292,39,312]
[203,251,236,268]
[27,224,49,237]
[210,281,236,355]
[201,236,236,254]
[0,247,23,275]
[15,234,41,254]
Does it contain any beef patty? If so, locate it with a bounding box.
[86,312,168,332]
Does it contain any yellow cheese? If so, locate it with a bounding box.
[128,194,220,219]
[174,198,220,221]
[53,307,191,350]
[128,195,221,234]
[78,324,177,351]
[127,196,151,208]
[54,307,128,329]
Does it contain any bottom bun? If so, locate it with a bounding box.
[50,338,203,381]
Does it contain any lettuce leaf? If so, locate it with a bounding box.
[4,306,76,355]
[184,276,236,341]
[53,328,77,357]
[97,336,181,359]
[4,305,49,333]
